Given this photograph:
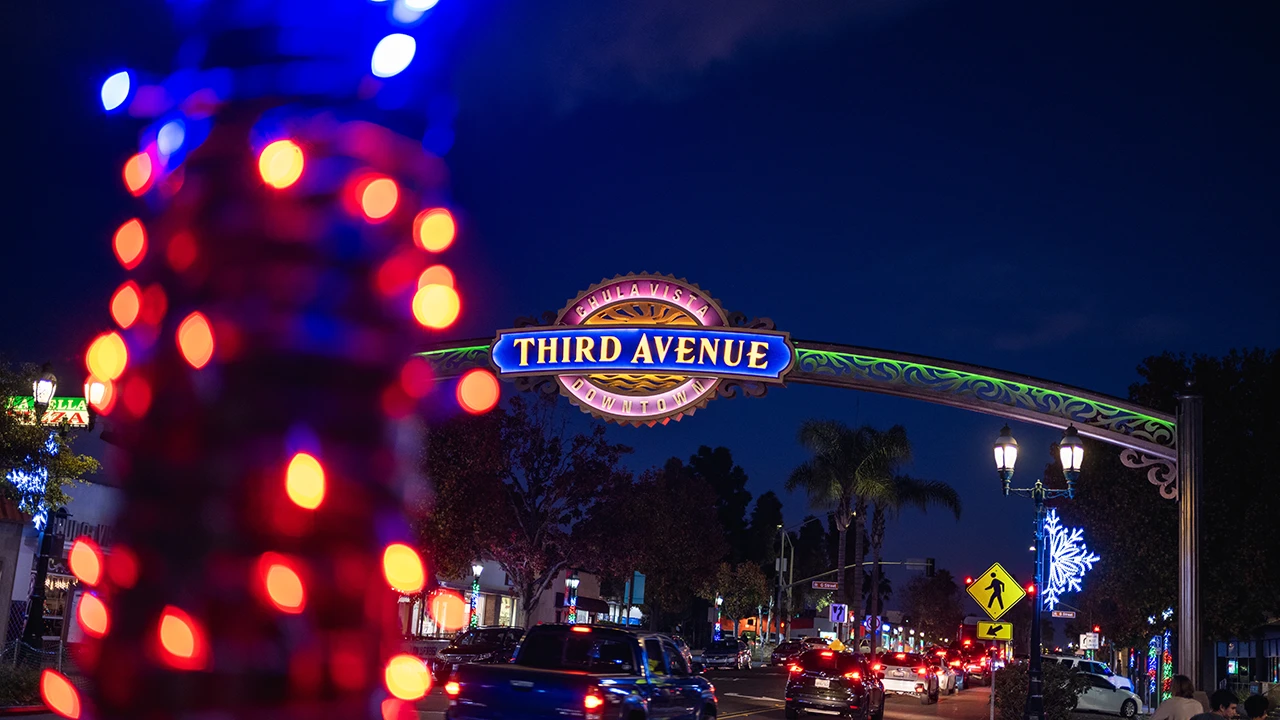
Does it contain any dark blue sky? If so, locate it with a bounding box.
[3,1,1277,603]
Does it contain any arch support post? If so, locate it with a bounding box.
[1176,390,1203,689]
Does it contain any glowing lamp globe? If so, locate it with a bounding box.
[33,365,57,408]
[1058,425,1084,480]
[992,424,1018,483]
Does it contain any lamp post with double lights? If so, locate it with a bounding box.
[714,595,724,641]
[469,562,483,628]
[993,424,1085,720]
[565,574,580,625]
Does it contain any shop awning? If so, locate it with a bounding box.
[554,592,610,615]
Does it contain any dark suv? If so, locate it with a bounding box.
[771,640,806,666]
[785,649,885,720]
[431,626,524,681]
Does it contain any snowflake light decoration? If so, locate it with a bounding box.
[1043,508,1100,610]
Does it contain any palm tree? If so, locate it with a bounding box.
[867,475,961,651]
[787,421,910,640]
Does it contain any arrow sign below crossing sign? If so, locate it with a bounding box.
[977,621,1013,640]
[829,603,848,624]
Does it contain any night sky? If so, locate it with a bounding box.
[3,1,1277,602]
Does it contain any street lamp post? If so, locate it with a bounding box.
[994,424,1084,720]
[469,562,483,628]
[565,574,580,625]
[32,365,57,419]
[714,595,724,642]
[22,507,68,648]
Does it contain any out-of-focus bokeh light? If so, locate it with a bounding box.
[382,698,416,720]
[258,140,305,189]
[286,452,326,510]
[167,231,198,271]
[382,543,425,594]
[412,284,460,329]
[259,553,306,614]
[69,537,104,586]
[86,332,128,381]
[400,358,434,399]
[429,589,467,632]
[85,376,114,414]
[100,71,131,112]
[40,669,81,719]
[157,120,185,156]
[404,0,440,10]
[122,376,153,418]
[457,369,501,415]
[140,284,168,326]
[384,654,431,700]
[110,281,142,329]
[417,265,454,289]
[371,34,417,78]
[360,176,399,220]
[158,606,207,670]
[113,218,147,269]
[123,152,153,195]
[375,249,422,297]
[108,546,139,588]
[77,593,110,638]
[413,208,456,252]
[177,312,215,369]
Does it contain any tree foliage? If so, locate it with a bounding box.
[698,562,769,627]
[995,661,1088,720]
[900,569,964,644]
[419,394,632,626]
[688,446,753,563]
[0,361,100,512]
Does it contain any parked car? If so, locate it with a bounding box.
[702,638,752,670]
[785,648,884,720]
[878,652,940,704]
[771,639,808,666]
[1074,673,1143,717]
[431,626,524,682]
[1043,655,1133,691]
[670,635,695,669]
[445,624,716,720]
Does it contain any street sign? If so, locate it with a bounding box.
[966,562,1025,622]
[1051,610,1076,619]
[812,581,838,590]
[977,621,1013,641]
[829,603,848,624]
[1080,632,1100,650]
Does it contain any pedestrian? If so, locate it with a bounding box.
[1151,676,1205,720]
[1242,695,1269,720]
[1191,689,1239,720]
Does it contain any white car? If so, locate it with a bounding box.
[878,652,940,704]
[1076,673,1143,717]
[1043,655,1133,691]
[932,660,959,695]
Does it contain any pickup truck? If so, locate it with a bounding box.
[445,624,717,720]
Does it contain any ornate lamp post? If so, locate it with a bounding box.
[32,365,57,419]
[565,574,580,625]
[469,562,484,628]
[994,424,1084,720]
[714,595,724,641]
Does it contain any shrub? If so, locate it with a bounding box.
[0,664,42,706]
[995,660,1089,720]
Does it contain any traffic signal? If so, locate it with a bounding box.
[1093,625,1101,633]
[964,576,974,586]
[1025,582,1036,595]
[926,558,935,578]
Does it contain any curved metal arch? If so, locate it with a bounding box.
[417,338,1178,463]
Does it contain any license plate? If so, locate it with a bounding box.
[894,670,906,677]
[452,664,459,671]
[814,678,830,688]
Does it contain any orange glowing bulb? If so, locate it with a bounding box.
[69,537,103,586]
[40,669,81,720]
[417,265,455,289]
[429,589,466,632]
[85,332,128,381]
[123,152,153,195]
[177,312,215,369]
[158,606,207,669]
[260,554,306,613]
[113,218,147,269]
[413,208,456,252]
[457,369,500,415]
[360,177,399,220]
[384,653,431,700]
[258,140,305,189]
[382,543,425,594]
[110,281,142,329]
[411,284,460,329]
[77,593,110,638]
[285,452,326,510]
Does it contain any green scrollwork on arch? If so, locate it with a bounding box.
[791,346,1176,457]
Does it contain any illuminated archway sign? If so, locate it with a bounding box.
[489,274,794,426]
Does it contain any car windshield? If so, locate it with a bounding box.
[777,642,802,651]
[883,653,926,667]
[455,629,515,647]
[707,641,739,652]
[518,631,636,673]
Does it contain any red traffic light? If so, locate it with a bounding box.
[964,576,974,586]
[1025,583,1036,595]
[1093,625,1101,633]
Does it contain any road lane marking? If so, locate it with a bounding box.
[720,705,784,718]
[723,692,786,702]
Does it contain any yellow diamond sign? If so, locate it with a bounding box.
[967,562,1025,621]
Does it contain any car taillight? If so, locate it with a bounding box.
[585,688,605,719]
[584,694,604,710]
[915,667,927,676]
[821,651,834,658]
[788,664,801,674]
[936,670,945,677]
[871,663,882,672]
[844,671,861,681]
[949,660,961,667]
[981,657,989,666]
[444,681,461,697]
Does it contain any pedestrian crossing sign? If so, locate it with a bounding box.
[966,562,1024,621]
